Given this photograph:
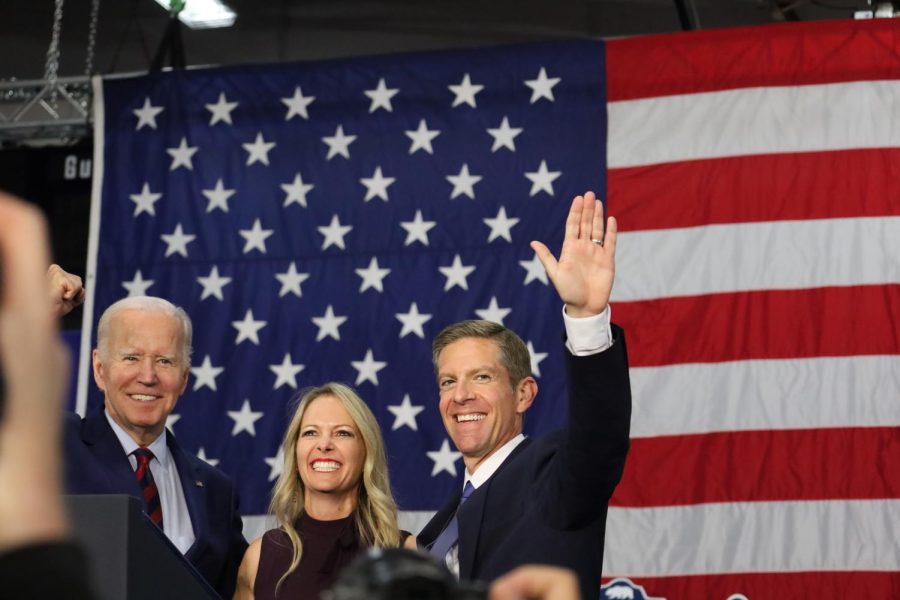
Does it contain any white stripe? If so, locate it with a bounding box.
[76,75,107,417]
[612,216,900,303]
[630,355,900,438]
[399,510,436,536]
[608,79,900,168]
[241,514,277,543]
[604,499,900,576]
[252,503,900,576]
[242,512,435,543]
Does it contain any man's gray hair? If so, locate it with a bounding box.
[96,296,193,367]
[432,319,532,388]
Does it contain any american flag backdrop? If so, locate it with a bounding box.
[83,41,605,529]
[79,19,900,600]
[601,18,900,600]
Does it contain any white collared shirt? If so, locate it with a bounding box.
[563,304,613,356]
[445,305,614,576]
[106,413,196,554]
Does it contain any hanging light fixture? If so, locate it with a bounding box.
[854,1,899,18]
[153,0,237,29]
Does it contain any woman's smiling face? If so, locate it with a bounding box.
[296,394,366,501]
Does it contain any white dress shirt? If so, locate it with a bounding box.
[106,413,196,554]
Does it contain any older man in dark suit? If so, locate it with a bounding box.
[64,295,247,598]
[418,191,631,599]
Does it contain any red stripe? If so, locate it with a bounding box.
[606,19,900,101]
[602,570,900,600]
[609,148,900,231]
[616,285,900,368]
[612,427,900,507]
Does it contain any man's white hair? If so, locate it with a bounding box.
[96,296,193,368]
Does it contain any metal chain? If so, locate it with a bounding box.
[44,0,65,103]
[85,0,100,77]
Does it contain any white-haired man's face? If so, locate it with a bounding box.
[92,309,189,446]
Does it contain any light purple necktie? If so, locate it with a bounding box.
[429,481,475,560]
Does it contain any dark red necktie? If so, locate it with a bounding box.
[133,448,164,529]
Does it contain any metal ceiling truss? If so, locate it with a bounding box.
[0,77,92,147]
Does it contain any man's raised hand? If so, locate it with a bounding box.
[530,191,617,318]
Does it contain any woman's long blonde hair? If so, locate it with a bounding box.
[269,382,401,594]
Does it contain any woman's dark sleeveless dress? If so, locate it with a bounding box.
[253,513,412,600]
[254,514,360,600]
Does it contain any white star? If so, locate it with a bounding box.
[364,78,399,113]
[160,223,196,258]
[427,439,463,477]
[317,214,353,250]
[264,447,284,482]
[387,394,425,431]
[524,160,562,197]
[196,265,232,301]
[524,67,561,103]
[133,97,163,130]
[166,413,180,430]
[205,92,238,125]
[281,86,315,120]
[239,218,274,254]
[129,183,162,217]
[446,163,482,200]
[122,270,154,297]
[166,137,198,171]
[483,206,520,243]
[519,252,549,286]
[355,257,391,293]
[486,116,523,152]
[242,132,276,166]
[231,309,267,345]
[312,305,347,341]
[395,302,432,339]
[322,125,357,160]
[269,353,305,390]
[201,178,235,213]
[475,296,512,325]
[281,173,314,208]
[191,355,225,391]
[439,254,476,291]
[359,166,396,202]
[527,341,549,377]
[448,73,484,108]
[351,349,387,386]
[399,210,437,247]
[227,399,264,437]
[275,262,310,298]
[196,447,219,467]
[405,119,441,155]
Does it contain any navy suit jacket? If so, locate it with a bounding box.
[418,325,631,599]
[64,408,248,599]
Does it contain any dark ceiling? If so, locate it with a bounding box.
[1,0,874,81]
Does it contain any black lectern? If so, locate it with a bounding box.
[67,495,219,600]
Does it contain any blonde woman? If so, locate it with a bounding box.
[235,383,415,600]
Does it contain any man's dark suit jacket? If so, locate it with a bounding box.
[63,408,248,599]
[418,325,631,599]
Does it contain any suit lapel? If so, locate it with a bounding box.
[420,490,462,548]
[457,438,532,579]
[456,481,485,579]
[81,409,143,496]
